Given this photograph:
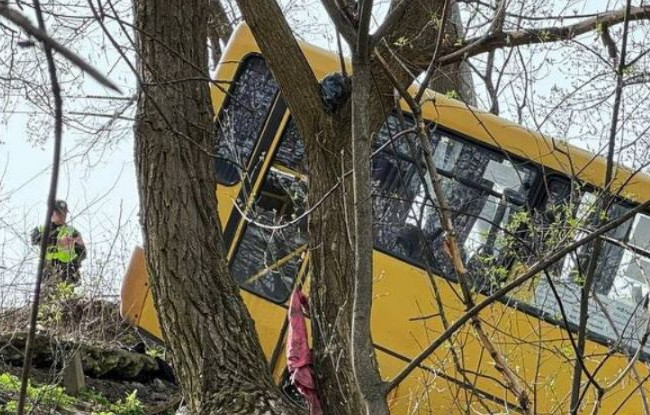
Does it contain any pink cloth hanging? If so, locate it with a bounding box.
[287,288,322,415]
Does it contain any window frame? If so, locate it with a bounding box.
[509,173,650,361]
[213,53,280,187]
[228,117,308,305]
[371,114,543,286]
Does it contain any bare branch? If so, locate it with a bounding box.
[370,0,415,48]
[0,2,120,92]
[570,1,633,411]
[320,0,356,44]
[624,71,650,86]
[209,0,232,42]
[414,0,450,103]
[600,24,618,62]
[438,5,650,64]
[16,0,64,411]
[387,196,650,393]
[625,48,650,69]
[208,0,232,66]
[356,0,373,53]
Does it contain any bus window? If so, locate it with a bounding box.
[530,182,650,354]
[230,166,307,303]
[273,119,307,174]
[373,115,537,289]
[214,55,279,185]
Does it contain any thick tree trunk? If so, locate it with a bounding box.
[133,1,299,413]
[427,2,476,104]
[307,118,368,414]
[351,56,390,415]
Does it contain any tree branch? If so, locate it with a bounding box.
[321,0,357,44]
[0,2,119,91]
[356,0,373,53]
[414,0,450,103]
[438,5,650,64]
[209,0,232,41]
[16,0,64,412]
[571,1,633,412]
[370,0,415,48]
[387,196,650,393]
[207,0,232,67]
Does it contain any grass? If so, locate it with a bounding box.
[0,372,144,415]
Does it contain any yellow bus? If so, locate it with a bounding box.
[121,23,650,414]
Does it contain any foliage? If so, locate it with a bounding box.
[0,373,144,415]
[37,282,78,328]
[444,90,460,100]
[90,390,144,415]
[145,345,165,359]
[79,386,112,407]
[0,372,74,412]
[1,400,31,415]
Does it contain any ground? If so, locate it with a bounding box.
[0,291,180,415]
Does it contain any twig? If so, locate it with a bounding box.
[437,5,650,65]
[570,1,633,412]
[387,192,650,395]
[16,0,64,413]
[0,2,119,91]
[232,127,417,231]
[370,0,415,48]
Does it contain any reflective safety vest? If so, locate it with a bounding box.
[41,225,79,264]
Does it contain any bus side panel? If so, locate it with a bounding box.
[371,252,521,413]
[120,247,149,328]
[216,183,241,227]
[239,291,289,359]
[375,349,511,414]
[121,246,288,361]
[371,251,650,414]
[139,286,163,339]
[478,285,650,414]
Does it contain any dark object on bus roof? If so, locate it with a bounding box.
[319,73,351,114]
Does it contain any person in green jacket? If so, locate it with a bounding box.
[31,200,86,286]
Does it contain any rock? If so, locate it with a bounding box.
[62,350,86,395]
[0,332,164,381]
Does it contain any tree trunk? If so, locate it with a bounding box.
[351,56,390,415]
[427,2,476,104]
[307,118,368,414]
[133,1,299,413]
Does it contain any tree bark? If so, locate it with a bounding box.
[427,2,476,104]
[351,55,390,415]
[133,1,299,413]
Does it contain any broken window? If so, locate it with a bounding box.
[273,118,307,174]
[230,124,308,303]
[213,55,279,185]
[372,115,537,290]
[529,181,650,354]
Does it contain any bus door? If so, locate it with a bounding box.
[216,99,309,367]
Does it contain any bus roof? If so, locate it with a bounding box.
[212,23,650,205]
